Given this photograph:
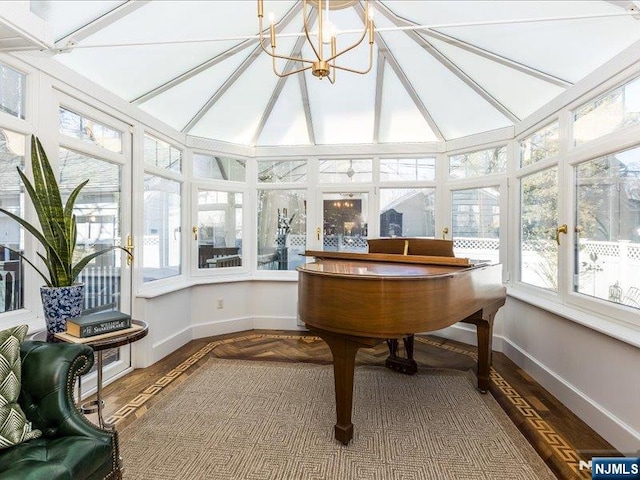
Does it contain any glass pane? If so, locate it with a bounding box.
[59,149,123,314]
[144,134,182,172]
[0,129,25,313]
[319,159,372,183]
[449,146,507,179]
[257,160,307,183]
[143,175,181,281]
[574,148,640,310]
[380,158,436,181]
[193,154,246,181]
[520,122,559,167]
[59,108,123,153]
[197,190,243,269]
[379,188,435,237]
[0,64,25,119]
[257,190,306,271]
[574,76,640,145]
[452,188,500,263]
[521,167,558,291]
[323,193,368,252]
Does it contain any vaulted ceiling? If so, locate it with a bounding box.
[26,0,640,146]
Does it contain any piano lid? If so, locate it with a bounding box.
[298,259,473,279]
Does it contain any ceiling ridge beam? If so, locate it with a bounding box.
[382,9,572,88]
[181,43,263,133]
[298,67,316,145]
[355,4,445,141]
[372,51,385,144]
[251,9,318,146]
[54,1,151,48]
[376,3,521,124]
[131,2,302,105]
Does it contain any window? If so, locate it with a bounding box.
[144,134,182,172]
[379,188,435,237]
[257,190,306,270]
[258,160,306,183]
[196,189,243,269]
[59,149,122,313]
[0,64,25,119]
[319,159,372,183]
[142,175,181,282]
[574,148,640,309]
[574,75,640,145]
[323,192,368,252]
[193,154,245,182]
[380,158,435,181]
[449,147,506,179]
[520,122,559,167]
[0,129,25,313]
[452,188,500,263]
[59,108,123,153]
[520,167,558,291]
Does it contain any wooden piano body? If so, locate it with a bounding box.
[297,238,506,445]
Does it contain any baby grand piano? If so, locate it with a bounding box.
[297,238,506,445]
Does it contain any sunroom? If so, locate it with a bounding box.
[0,0,639,471]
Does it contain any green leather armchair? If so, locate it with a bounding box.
[0,340,121,479]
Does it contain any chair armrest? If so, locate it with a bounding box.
[19,340,116,445]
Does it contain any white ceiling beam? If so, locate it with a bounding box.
[54,1,150,48]
[132,2,302,105]
[376,2,521,124]
[251,9,318,146]
[372,51,385,144]
[181,44,263,133]
[298,67,316,145]
[380,6,572,88]
[355,4,445,141]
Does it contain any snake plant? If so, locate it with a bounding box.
[0,135,131,287]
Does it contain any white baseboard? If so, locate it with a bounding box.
[191,317,254,339]
[501,337,640,454]
[430,323,505,352]
[252,316,304,331]
[149,325,192,366]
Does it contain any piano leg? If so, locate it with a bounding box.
[384,335,418,375]
[307,327,379,445]
[462,301,502,393]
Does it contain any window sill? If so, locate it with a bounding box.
[135,271,298,298]
[507,286,640,349]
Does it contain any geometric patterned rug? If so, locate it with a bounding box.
[119,357,556,479]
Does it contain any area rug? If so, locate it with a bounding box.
[119,358,556,479]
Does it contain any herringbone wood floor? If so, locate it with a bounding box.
[97,330,617,480]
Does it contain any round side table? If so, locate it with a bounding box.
[30,319,148,429]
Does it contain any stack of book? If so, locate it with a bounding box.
[65,311,132,338]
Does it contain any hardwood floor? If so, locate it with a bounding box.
[96,330,617,480]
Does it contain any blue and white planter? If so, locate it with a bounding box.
[40,284,85,334]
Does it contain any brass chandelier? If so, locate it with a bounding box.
[257,0,375,84]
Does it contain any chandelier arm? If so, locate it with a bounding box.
[266,46,317,64]
[272,57,313,77]
[326,24,370,63]
[258,12,315,64]
[302,0,322,61]
[332,43,374,74]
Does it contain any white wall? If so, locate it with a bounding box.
[500,297,640,454]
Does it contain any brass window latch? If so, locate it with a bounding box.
[125,235,135,266]
[442,227,449,240]
[555,224,568,245]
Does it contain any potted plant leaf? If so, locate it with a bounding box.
[0,135,132,334]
